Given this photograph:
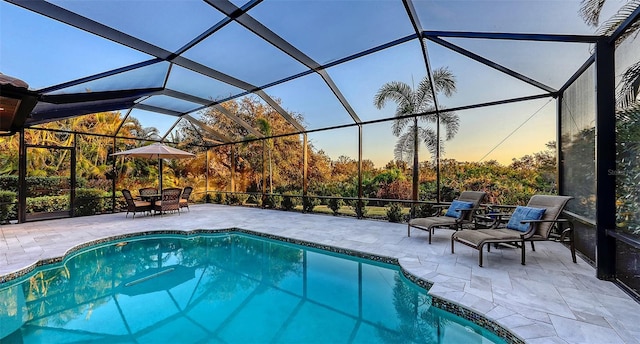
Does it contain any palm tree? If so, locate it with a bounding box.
[373,67,459,163]
[374,68,458,205]
[580,0,640,103]
[580,0,640,234]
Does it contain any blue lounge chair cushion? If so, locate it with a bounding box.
[444,200,474,219]
[506,206,546,232]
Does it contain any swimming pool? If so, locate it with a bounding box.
[0,232,507,343]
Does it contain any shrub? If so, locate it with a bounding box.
[114,191,127,212]
[190,192,205,205]
[0,190,17,224]
[0,176,79,195]
[302,195,320,213]
[27,176,71,196]
[386,203,404,223]
[0,176,17,192]
[213,193,225,204]
[246,194,261,206]
[376,180,412,200]
[263,195,282,209]
[282,194,299,211]
[327,195,344,216]
[85,178,111,190]
[75,188,105,216]
[349,199,368,218]
[414,203,436,218]
[227,193,248,205]
[236,193,249,205]
[26,195,68,213]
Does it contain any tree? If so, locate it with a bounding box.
[580,1,640,104]
[256,118,274,193]
[580,0,640,234]
[374,69,459,205]
[0,134,20,174]
[181,96,311,194]
[373,68,459,163]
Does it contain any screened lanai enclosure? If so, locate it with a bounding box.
[1,0,640,299]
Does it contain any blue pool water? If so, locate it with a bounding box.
[0,233,506,343]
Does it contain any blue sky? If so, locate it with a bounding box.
[0,0,622,166]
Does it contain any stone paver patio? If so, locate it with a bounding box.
[1,204,639,343]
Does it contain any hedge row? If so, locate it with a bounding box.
[0,189,128,223]
[0,175,90,196]
[0,191,16,224]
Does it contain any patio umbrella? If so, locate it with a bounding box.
[111,142,195,190]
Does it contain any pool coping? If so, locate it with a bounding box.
[0,227,524,344]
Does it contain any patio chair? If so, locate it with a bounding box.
[408,191,486,244]
[122,189,152,218]
[451,195,575,267]
[139,187,159,200]
[153,187,182,216]
[179,186,193,211]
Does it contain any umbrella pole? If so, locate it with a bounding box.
[159,158,163,191]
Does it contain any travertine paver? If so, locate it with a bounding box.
[1,204,639,343]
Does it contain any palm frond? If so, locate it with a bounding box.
[618,20,640,42]
[428,144,445,159]
[617,99,640,118]
[377,70,459,161]
[580,0,606,27]
[392,117,413,136]
[418,112,437,125]
[595,0,640,36]
[418,126,438,158]
[438,110,460,140]
[415,68,456,112]
[397,102,414,118]
[373,81,413,110]
[394,131,415,163]
[431,67,457,97]
[416,109,458,140]
[616,61,640,108]
[415,75,433,106]
[426,139,443,159]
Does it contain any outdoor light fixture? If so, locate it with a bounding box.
[0,73,38,135]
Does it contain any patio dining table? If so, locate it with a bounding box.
[140,193,162,206]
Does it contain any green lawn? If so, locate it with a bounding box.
[294,204,411,218]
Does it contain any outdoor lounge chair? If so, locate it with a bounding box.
[122,189,152,218]
[179,186,193,211]
[408,191,486,244]
[451,195,575,267]
[154,187,182,216]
